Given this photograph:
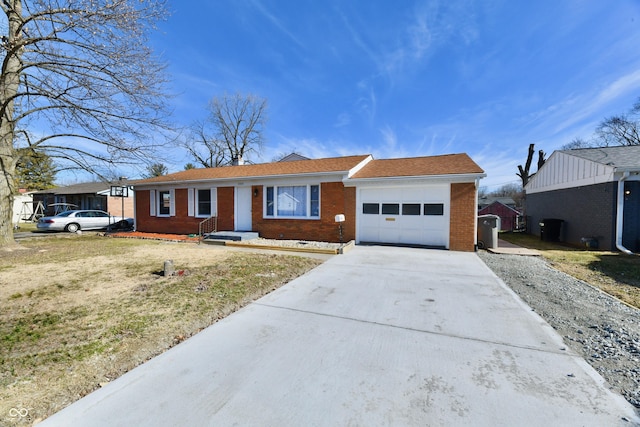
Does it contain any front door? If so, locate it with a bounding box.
[235,187,253,231]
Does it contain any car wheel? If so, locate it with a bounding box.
[118,220,130,229]
[66,223,80,233]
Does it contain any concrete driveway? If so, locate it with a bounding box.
[40,246,639,426]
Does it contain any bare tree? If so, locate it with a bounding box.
[0,0,169,246]
[182,120,228,168]
[596,111,640,146]
[517,143,546,189]
[560,137,593,150]
[183,93,267,167]
[593,97,640,146]
[537,149,546,170]
[477,186,488,199]
[517,144,535,188]
[491,183,524,207]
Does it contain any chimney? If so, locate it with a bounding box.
[231,156,244,166]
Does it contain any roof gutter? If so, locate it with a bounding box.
[134,170,352,189]
[615,171,634,255]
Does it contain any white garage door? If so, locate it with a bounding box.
[357,185,450,248]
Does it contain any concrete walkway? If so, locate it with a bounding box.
[40,246,639,426]
[486,238,541,256]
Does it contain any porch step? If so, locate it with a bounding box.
[202,231,259,243]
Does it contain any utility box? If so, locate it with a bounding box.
[478,214,500,249]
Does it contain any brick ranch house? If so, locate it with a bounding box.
[133,153,485,251]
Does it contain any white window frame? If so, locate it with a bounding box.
[264,184,320,219]
[152,189,175,217]
[187,188,218,218]
[197,188,217,218]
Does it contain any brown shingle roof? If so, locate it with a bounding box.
[136,155,371,184]
[351,153,484,179]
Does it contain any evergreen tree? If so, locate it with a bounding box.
[15,149,57,191]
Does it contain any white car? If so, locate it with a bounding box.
[37,210,133,233]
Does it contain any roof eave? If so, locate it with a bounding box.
[133,170,353,188]
[614,166,640,173]
[343,172,486,186]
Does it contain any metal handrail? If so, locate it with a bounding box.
[198,216,218,244]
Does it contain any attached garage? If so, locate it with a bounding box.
[357,184,450,247]
[345,154,485,251]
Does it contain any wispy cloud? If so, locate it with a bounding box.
[514,67,640,142]
[355,83,377,124]
[379,1,480,79]
[380,125,399,154]
[336,8,379,66]
[248,0,305,49]
[266,136,335,160]
[334,112,351,128]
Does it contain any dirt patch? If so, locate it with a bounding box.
[109,231,200,243]
[1,235,323,425]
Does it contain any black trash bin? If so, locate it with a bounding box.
[540,218,563,242]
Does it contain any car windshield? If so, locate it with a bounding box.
[55,211,74,217]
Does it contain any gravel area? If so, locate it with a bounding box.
[478,251,640,411]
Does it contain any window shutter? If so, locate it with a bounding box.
[149,190,156,216]
[211,188,218,216]
[187,188,195,217]
[169,189,176,217]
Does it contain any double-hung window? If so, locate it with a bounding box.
[187,188,217,218]
[158,190,171,216]
[149,189,175,217]
[264,184,320,218]
[197,189,211,216]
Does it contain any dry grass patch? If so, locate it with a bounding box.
[1,235,323,425]
[499,233,640,308]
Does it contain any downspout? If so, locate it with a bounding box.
[474,178,480,251]
[615,171,633,255]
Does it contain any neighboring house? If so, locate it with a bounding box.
[133,153,485,251]
[478,201,523,232]
[33,181,135,218]
[478,196,517,210]
[525,146,640,252]
[278,153,310,162]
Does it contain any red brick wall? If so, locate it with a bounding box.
[135,189,202,234]
[136,183,355,242]
[251,182,355,242]
[135,188,234,235]
[449,182,477,251]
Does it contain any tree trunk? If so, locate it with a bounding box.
[0,0,23,247]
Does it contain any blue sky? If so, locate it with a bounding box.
[144,0,640,191]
